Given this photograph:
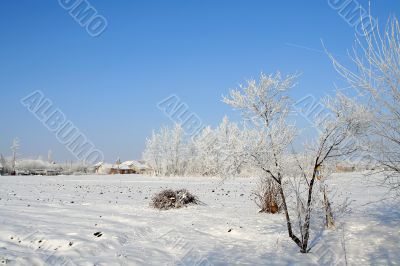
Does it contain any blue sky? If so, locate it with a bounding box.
[0,0,398,162]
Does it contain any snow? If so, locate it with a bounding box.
[0,173,398,265]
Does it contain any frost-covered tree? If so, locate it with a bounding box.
[328,15,400,193]
[10,138,20,173]
[223,72,365,253]
[0,154,11,175]
[143,118,254,177]
[143,130,163,175]
[192,116,250,177]
[190,126,218,176]
[16,159,61,172]
[215,116,248,177]
[170,124,185,175]
[48,150,53,163]
[292,93,370,240]
[223,72,304,250]
[143,124,187,176]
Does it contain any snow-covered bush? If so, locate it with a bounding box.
[151,189,199,210]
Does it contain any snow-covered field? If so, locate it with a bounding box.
[0,173,398,265]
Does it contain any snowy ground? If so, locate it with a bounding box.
[0,173,398,265]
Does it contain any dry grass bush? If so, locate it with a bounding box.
[151,189,199,210]
[253,178,282,214]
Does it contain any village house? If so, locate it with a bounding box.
[110,164,136,175]
[94,160,152,175]
[119,160,152,174]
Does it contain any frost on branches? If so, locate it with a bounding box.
[142,118,254,178]
[143,72,369,253]
[223,72,366,253]
[328,15,400,194]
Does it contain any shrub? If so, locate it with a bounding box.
[151,189,199,210]
[254,178,282,214]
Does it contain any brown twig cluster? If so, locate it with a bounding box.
[151,189,199,210]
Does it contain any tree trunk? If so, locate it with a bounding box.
[278,182,303,249]
[301,175,316,253]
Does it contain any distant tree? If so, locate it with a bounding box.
[48,150,53,163]
[143,119,253,177]
[143,124,187,176]
[214,116,248,177]
[170,124,185,175]
[190,126,218,176]
[0,154,10,175]
[192,116,248,177]
[10,138,20,173]
[143,130,163,175]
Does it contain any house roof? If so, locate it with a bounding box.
[118,165,131,170]
[120,160,151,170]
[120,161,135,167]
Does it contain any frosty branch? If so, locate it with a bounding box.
[223,73,364,253]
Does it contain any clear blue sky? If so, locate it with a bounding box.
[0,0,398,162]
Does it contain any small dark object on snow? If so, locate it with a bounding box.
[69,242,73,246]
[94,232,103,237]
[151,189,199,210]
[228,229,232,233]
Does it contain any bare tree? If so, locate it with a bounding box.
[224,73,365,253]
[224,72,306,251]
[327,15,400,193]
